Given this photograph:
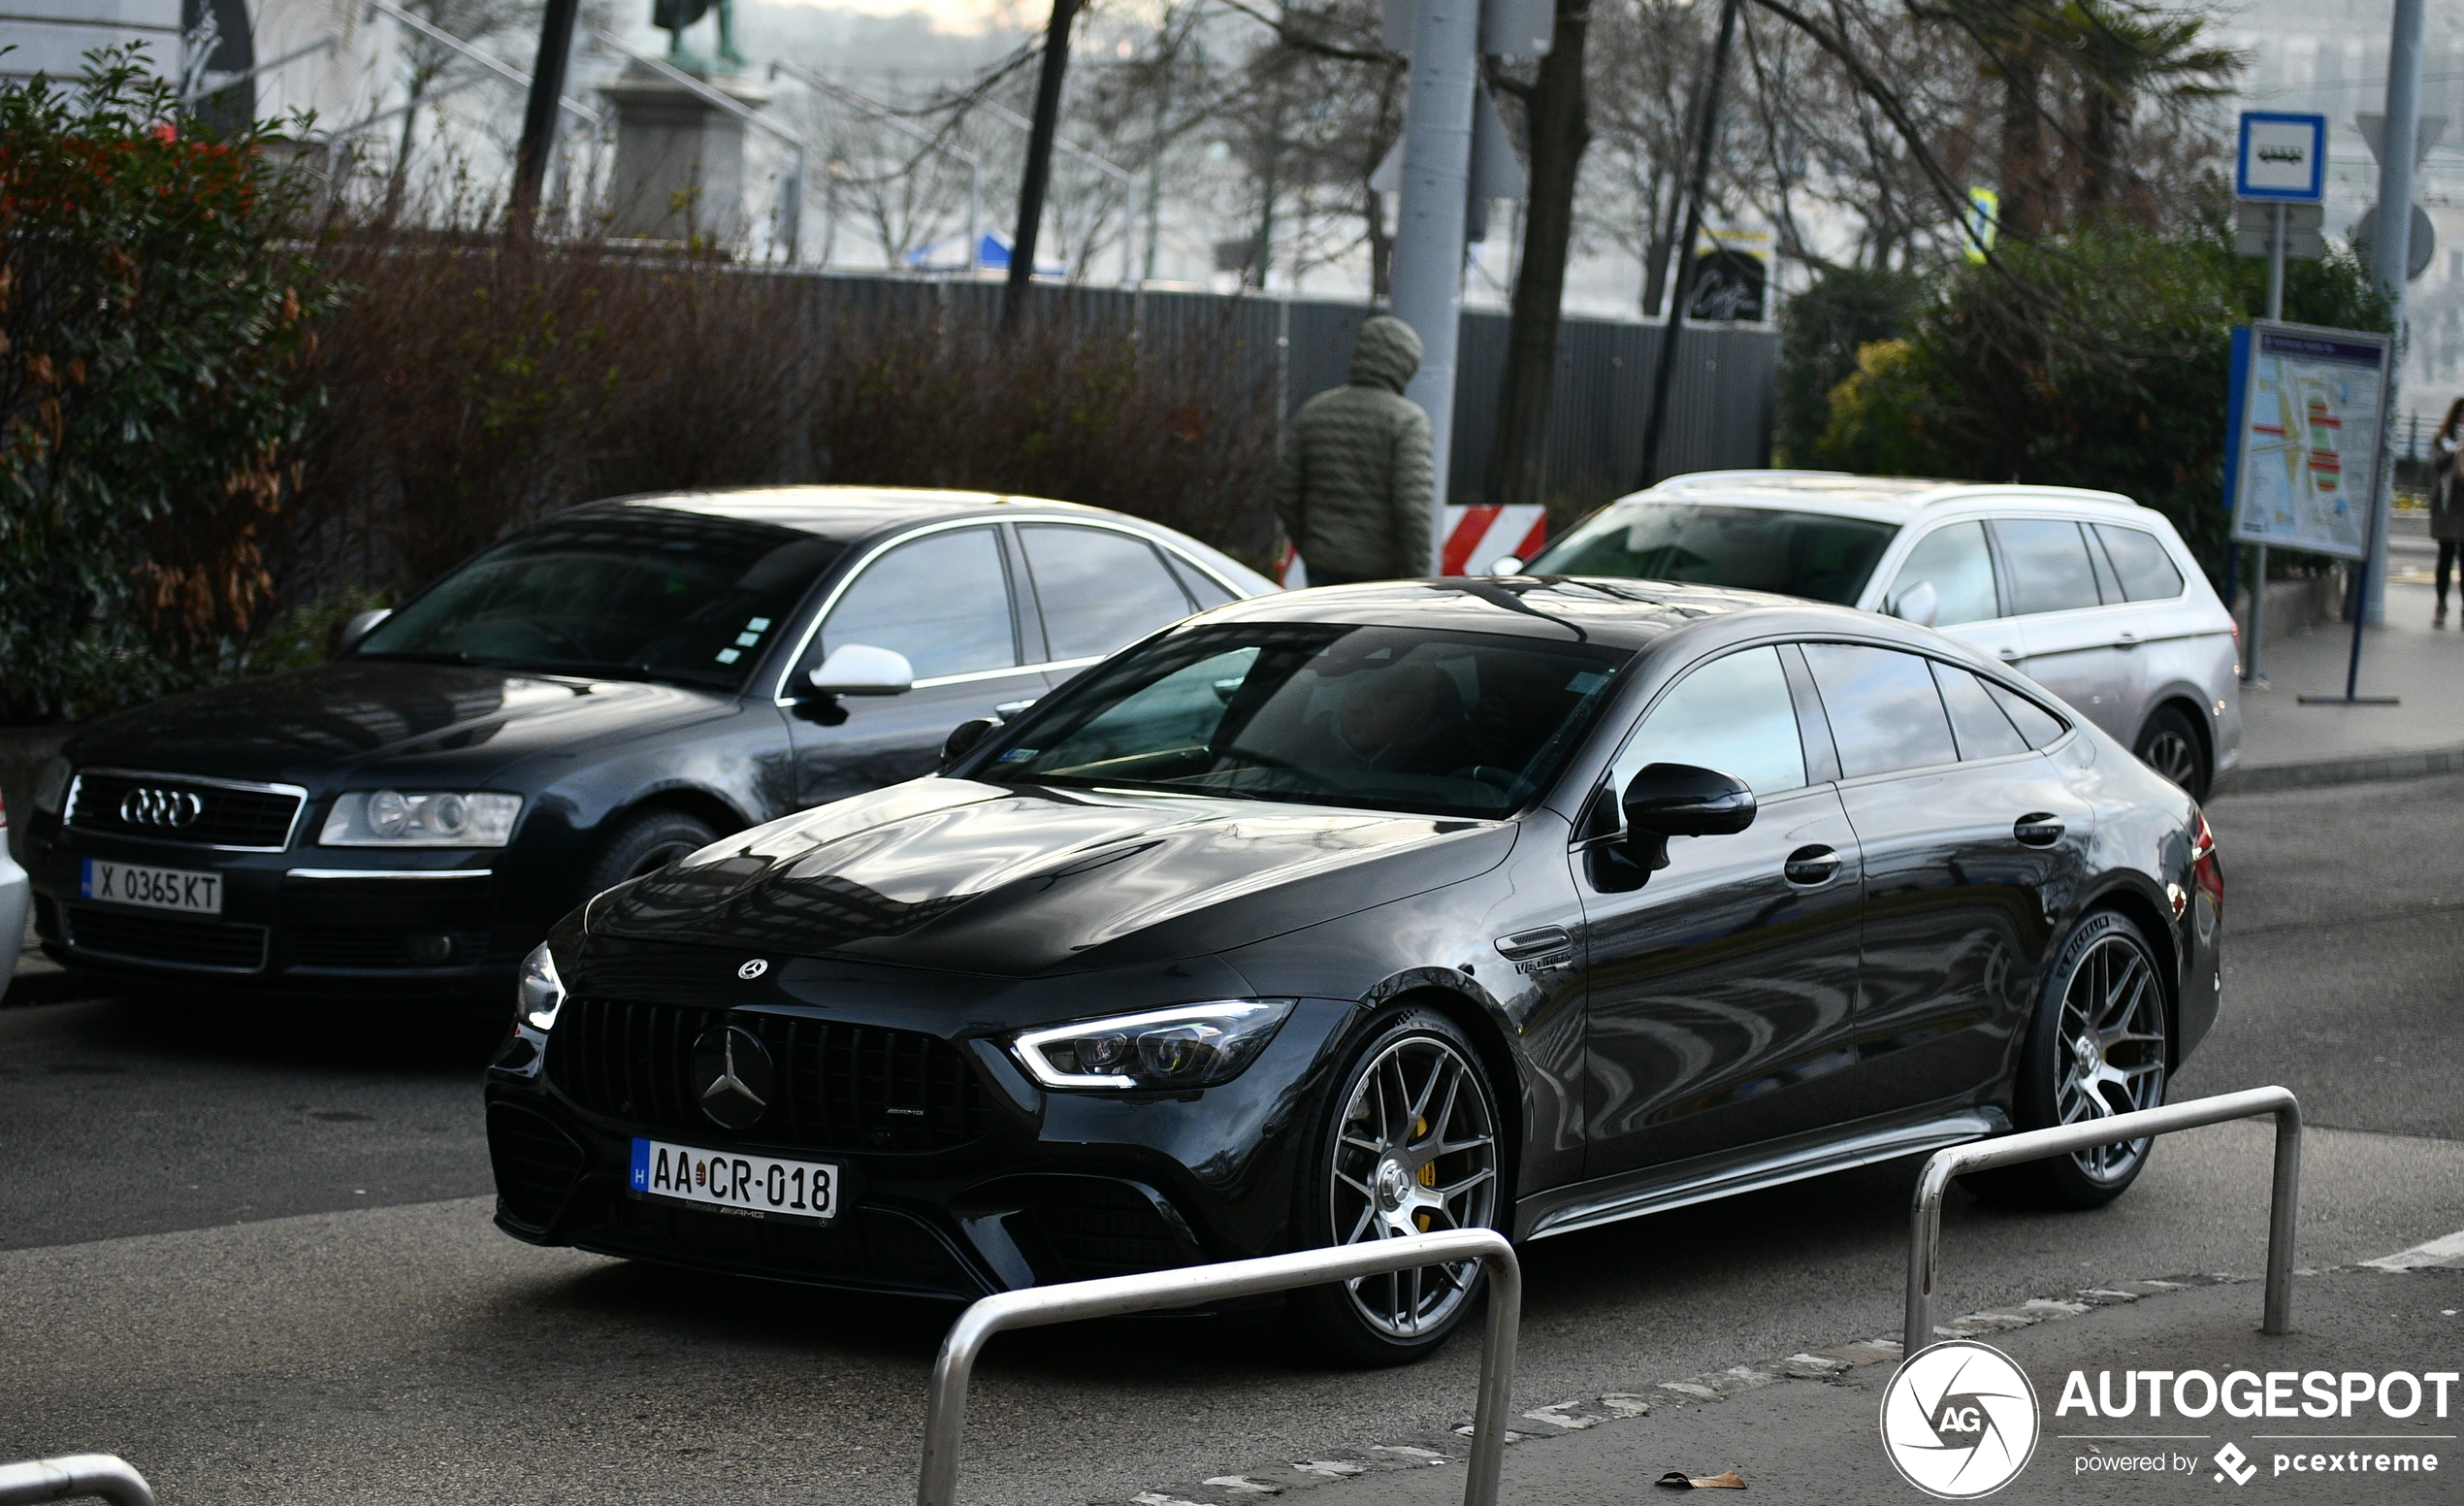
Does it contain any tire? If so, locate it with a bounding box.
[1286,1006,1505,1367]
[1969,909,2171,1210]
[2133,704,2207,802]
[575,807,721,902]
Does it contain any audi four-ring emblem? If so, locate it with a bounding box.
[119,787,204,829]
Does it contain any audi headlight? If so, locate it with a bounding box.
[321,789,522,847]
[517,942,566,1031]
[1011,1000,1294,1091]
[33,756,70,815]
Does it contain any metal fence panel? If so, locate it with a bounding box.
[770,271,1775,507]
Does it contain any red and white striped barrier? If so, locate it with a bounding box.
[1280,505,1548,587]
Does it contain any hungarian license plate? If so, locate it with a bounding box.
[631,1138,839,1224]
[81,858,222,915]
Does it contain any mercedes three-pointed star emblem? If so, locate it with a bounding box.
[690,1024,775,1130]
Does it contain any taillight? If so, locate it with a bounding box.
[2190,809,2222,909]
[0,789,10,832]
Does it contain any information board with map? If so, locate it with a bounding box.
[2223,322,2393,561]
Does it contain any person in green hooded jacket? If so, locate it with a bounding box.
[1273,314,1436,584]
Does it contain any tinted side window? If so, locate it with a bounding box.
[1985,680,2067,748]
[1613,646,1806,799]
[2093,524,2187,601]
[1994,519,2102,615]
[1800,643,1959,778]
[1889,521,1999,626]
[1931,662,2029,760]
[819,528,1016,680]
[1021,525,1196,661]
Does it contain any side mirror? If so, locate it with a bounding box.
[1487,555,1526,576]
[941,716,998,769]
[1890,580,1939,629]
[336,606,392,655]
[806,643,914,698]
[1616,761,1756,876]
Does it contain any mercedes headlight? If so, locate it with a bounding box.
[1011,1000,1294,1091]
[321,790,522,847]
[517,942,566,1031]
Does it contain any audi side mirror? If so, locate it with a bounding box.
[806,643,914,698]
[1487,555,1526,576]
[336,606,392,655]
[941,716,998,769]
[1890,580,1939,629]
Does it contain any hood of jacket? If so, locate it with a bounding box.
[589,777,1515,976]
[1348,315,1423,395]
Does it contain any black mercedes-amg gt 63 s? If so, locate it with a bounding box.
[485,578,2222,1364]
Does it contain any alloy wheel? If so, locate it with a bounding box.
[2055,933,2168,1182]
[2140,729,2200,792]
[1328,1033,1499,1339]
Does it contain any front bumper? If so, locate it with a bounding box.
[26,826,519,996]
[483,967,1358,1300]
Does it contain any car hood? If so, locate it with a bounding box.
[64,660,739,789]
[591,779,1517,976]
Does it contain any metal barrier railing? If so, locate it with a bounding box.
[0,1455,154,1506]
[916,1228,1520,1506]
[1906,1085,2302,1358]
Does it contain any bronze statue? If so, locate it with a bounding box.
[654,0,744,73]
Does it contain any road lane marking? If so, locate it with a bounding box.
[2362,1227,2464,1270]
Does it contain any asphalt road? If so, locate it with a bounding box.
[0,774,2458,1505]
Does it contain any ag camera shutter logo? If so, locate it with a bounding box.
[1880,1340,2041,1498]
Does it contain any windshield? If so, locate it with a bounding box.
[984,623,1632,818]
[1525,502,1897,606]
[355,509,844,689]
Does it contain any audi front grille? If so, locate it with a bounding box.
[64,769,307,851]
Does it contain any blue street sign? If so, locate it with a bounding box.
[2237,112,2328,203]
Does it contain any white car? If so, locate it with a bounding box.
[1505,471,2241,800]
[0,789,27,1004]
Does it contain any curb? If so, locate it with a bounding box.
[2214,743,2464,797]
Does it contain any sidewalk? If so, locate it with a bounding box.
[1186,1256,2464,1506]
[2226,569,2464,794]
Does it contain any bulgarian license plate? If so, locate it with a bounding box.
[631,1137,839,1224]
[81,859,222,915]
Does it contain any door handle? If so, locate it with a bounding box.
[2014,813,2065,847]
[1995,647,2024,663]
[1783,844,1843,885]
[2114,632,2140,650]
[994,699,1039,721]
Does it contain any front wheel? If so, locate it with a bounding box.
[1286,1007,1504,1366]
[1970,909,2171,1210]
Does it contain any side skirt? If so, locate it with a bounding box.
[1515,1107,2011,1242]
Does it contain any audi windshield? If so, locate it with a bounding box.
[353,509,844,690]
[1524,501,1897,606]
[984,623,1632,818]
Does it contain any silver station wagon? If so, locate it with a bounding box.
[1503,472,2241,801]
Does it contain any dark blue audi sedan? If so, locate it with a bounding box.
[19,487,1271,999]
